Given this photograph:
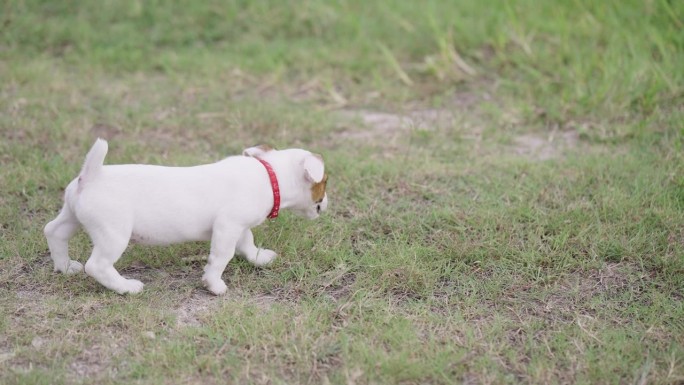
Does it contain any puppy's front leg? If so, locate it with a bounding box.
[202,219,243,295]
[237,229,277,267]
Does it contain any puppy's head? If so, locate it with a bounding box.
[244,145,329,219]
[301,153,328,219]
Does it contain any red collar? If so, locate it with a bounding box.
[256,158,280,219]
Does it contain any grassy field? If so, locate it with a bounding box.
[1,0,683,384]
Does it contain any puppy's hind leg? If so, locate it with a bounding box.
[84,229,142,295]
[44,203,83,274]
[236,229,277,267]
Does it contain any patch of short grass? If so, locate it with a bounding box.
[2,0,683,384]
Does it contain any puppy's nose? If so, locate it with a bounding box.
[316,204,321,214]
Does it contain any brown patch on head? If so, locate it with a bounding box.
[311,173,328,202]
[257,144,275,152]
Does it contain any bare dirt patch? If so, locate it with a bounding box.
[320,271,356,302]
[512,131,579,161]
[334,106,582,162]
[335,109,456,141]
[556,262,642,303]
[172,285,310,324]
[68,341,122,380]
[513,262,646,325]
[174,290,216,328]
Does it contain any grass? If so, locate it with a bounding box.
[1,0,683,384]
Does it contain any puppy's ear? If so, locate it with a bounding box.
[243,144,274,158]
[303,153,325,183]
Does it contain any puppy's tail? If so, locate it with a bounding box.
[79,138,108,184]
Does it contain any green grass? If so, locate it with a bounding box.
[1,0,683,384]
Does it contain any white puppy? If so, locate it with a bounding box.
[44,139,328,295]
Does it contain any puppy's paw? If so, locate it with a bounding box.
[205,279,228,296]
[66,260,84,274]
[54,260,84,275]
[117,279,144,295]
[253,249,277,267]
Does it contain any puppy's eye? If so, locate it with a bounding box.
[316,204,321,213]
